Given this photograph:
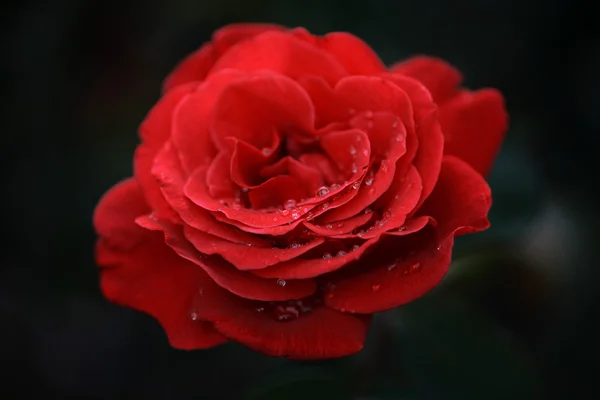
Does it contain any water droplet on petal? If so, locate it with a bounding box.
[365,177,374,186]
[289,242,301,249]
[364,208,372,214]
[273,216,279,222]
[255,307,264,312]
[383,211,391,219]
[336,222,343,228]
[291,210,300,220]
[372,284,381,292]
[393,135,402,142]
[262,148,272,156]
[331,183,340,190]
[241,187,249,193]
[368,187,376,195]
[284,199,296,210]
[411,262,421,272]
[277,279,287,287]
[388,262,397,271]
[398,225,407,231]
[392,119,399,128]
[352,181,360,190]
[323,252,332,259]
[363,149,369,157]
[336,250,347,257]
[351,244,360,251]
[190,311,198,321]
[322,202,330,210]
[281,209,290,216]
[349,145,357,155]
[351,163,358,173]
[317,186,330,197]
[436,245,442,251]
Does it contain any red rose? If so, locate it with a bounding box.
[94,23,507,359]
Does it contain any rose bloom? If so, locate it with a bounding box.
[94,24,507,359]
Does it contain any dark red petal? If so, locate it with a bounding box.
[410,109,444,211]
[390,56,462,103]
[211,23,286,54]
[229,133,279,188]
[93,178,150,250]
[320,129,370,179]
[172,70,245,173]
[184,225,325,270]
[382,73,436,127]
[252,237,380,280]
[248,175,307,209]
[163,24,285,92]
[383,215,432,237]
[139,216,317,301]
[317,32,386,75]
[163,44,217,93]
[209,31,348,84]
[325,234,454,313]
[417,155,492,239]
[152,140,269,246]
[210,72,315,151]
[96,207,226,350]
[438,89,508,177]
[192,279,370,359]
[260,156,324,195]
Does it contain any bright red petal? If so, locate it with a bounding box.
[438,89,508,177]
[317,32,387,75]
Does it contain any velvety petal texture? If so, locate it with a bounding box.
[94,23,507,360]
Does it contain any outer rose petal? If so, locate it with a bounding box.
[191,278,371,359]
[163,23,285,92]
[325,156,492,313]
[93,178,150,250]
[438,89,508,177]
[316,32,387,75]
[390,56,462,103]
[94,179,225,349]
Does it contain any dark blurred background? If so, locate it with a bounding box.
[2,0,599,398]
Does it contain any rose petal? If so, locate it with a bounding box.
[152,140,269,246]
[249,175,308,209]
[140,216,317,301]
[172,70,245,173]
[320,129,370,179]
[206,151,236,198]
[252,237,380,280]
[163,23,285,92]
[417,155,492,239]
[135,83,198,218]
[210,72,315,150]
[229,133,280,188]
[209,31,348,84]
[184,225,326,270]
[93,178,150,250]
[317,32,387,75]
[95,188,226,350]
[348,111,406,160]
[390,56,462,103]
[304,211,374,237]
[438,89,508,177]
[191,280,370,359]
[260,156,324,195]
[324,233,454,313]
